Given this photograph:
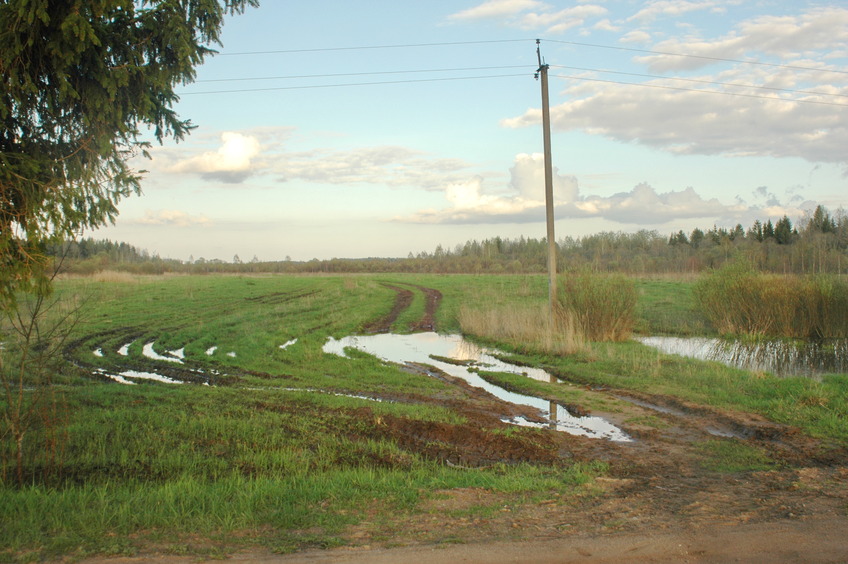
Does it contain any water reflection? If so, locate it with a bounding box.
[324,332,631,442]
[637,336,848,378]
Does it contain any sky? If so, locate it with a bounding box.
[92,0,848,262]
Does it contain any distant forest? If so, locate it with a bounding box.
[50,205,848,276]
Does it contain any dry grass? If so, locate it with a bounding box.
[695,262,848,338]
[458,303,587,356]
[89,270,144,283]
[559,272,638,342]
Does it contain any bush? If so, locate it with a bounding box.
[558,271,637,342]
[694,261,848,338]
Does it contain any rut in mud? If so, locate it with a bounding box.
[361,283,442,334]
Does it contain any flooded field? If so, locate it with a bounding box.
[639,336,848,378]
[324,332,631,442]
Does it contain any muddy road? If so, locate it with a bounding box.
[318,282,848,562]
[72,282,848,563]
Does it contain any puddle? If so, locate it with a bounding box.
[94,368,183,385]
[206,346,217,355]
[279,339,298,350]
[142,341,184,364]
[93,348,104,358]
[638,336,848,378]
[324,332,631,442]
[118,341,133,356]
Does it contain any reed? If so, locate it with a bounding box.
[457,303,586,356]
[558,271,637,342]
[694,261,848,338]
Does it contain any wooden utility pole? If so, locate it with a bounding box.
[536,40,557,314]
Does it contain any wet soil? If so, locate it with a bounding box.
[69,282,848,563]
[361,284,414,333]
[315,283,848,562]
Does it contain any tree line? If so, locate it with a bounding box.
[52,205,848,276]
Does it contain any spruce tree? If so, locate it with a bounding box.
[0,0,258,307]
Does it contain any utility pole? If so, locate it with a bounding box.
[536,39,557,315]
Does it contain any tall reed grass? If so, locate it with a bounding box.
[558,271,637,342]
[694,261,848,338]
[458,304,586,355]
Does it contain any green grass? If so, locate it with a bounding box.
[1,272,846,561]
[633,276,711,336]
[694,439,777,473]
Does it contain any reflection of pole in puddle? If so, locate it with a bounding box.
[549,400,558,429]
[549,373,557,429]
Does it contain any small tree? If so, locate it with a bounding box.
[1,271,83,485]
[0,0,259,308]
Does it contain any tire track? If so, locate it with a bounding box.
[361,283,442,333]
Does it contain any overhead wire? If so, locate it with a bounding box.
[215,38,533,56]
[540,38,848,76]
[182,73,530,95]
[214,36,848,78]
[181,37,847,107]
[195,65,532,83]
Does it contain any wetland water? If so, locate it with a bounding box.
[323,332,631,442]
[638,336,848,378]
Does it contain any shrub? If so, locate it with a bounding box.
[694,261,848,338]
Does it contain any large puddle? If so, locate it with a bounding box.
[638,336,848,378]
[323,332,631,442]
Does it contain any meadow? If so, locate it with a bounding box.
[1,272,846,561]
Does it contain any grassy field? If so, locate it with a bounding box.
[1,272,846,561]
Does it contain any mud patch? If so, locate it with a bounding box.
[325,333,631,442]
[361,284,414,333]
[348,407,562,468]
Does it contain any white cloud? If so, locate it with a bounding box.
[134,210,211,227]
[148,132,474,190]
[636,7,848,72]
[628,0,736,23]
[502,68,848,165]
[169,132,262,183]
[400,154,814,226]
[447,0,547,21]
[273,146,472,189]
[570,183,729,224]
[510,153,578,202]
[446,1,608,34]
[519,5,608,33]
[620,30,652,45]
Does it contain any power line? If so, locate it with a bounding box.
[214,36,847,79]
[196,65,532,83]
[541,38,848,76]
[181,73,528,95]
[550,73,848,107]
[183,66,848,108]
[185,38,847,106]
[216,38,532,57]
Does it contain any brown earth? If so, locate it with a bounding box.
[75,283,848,563]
